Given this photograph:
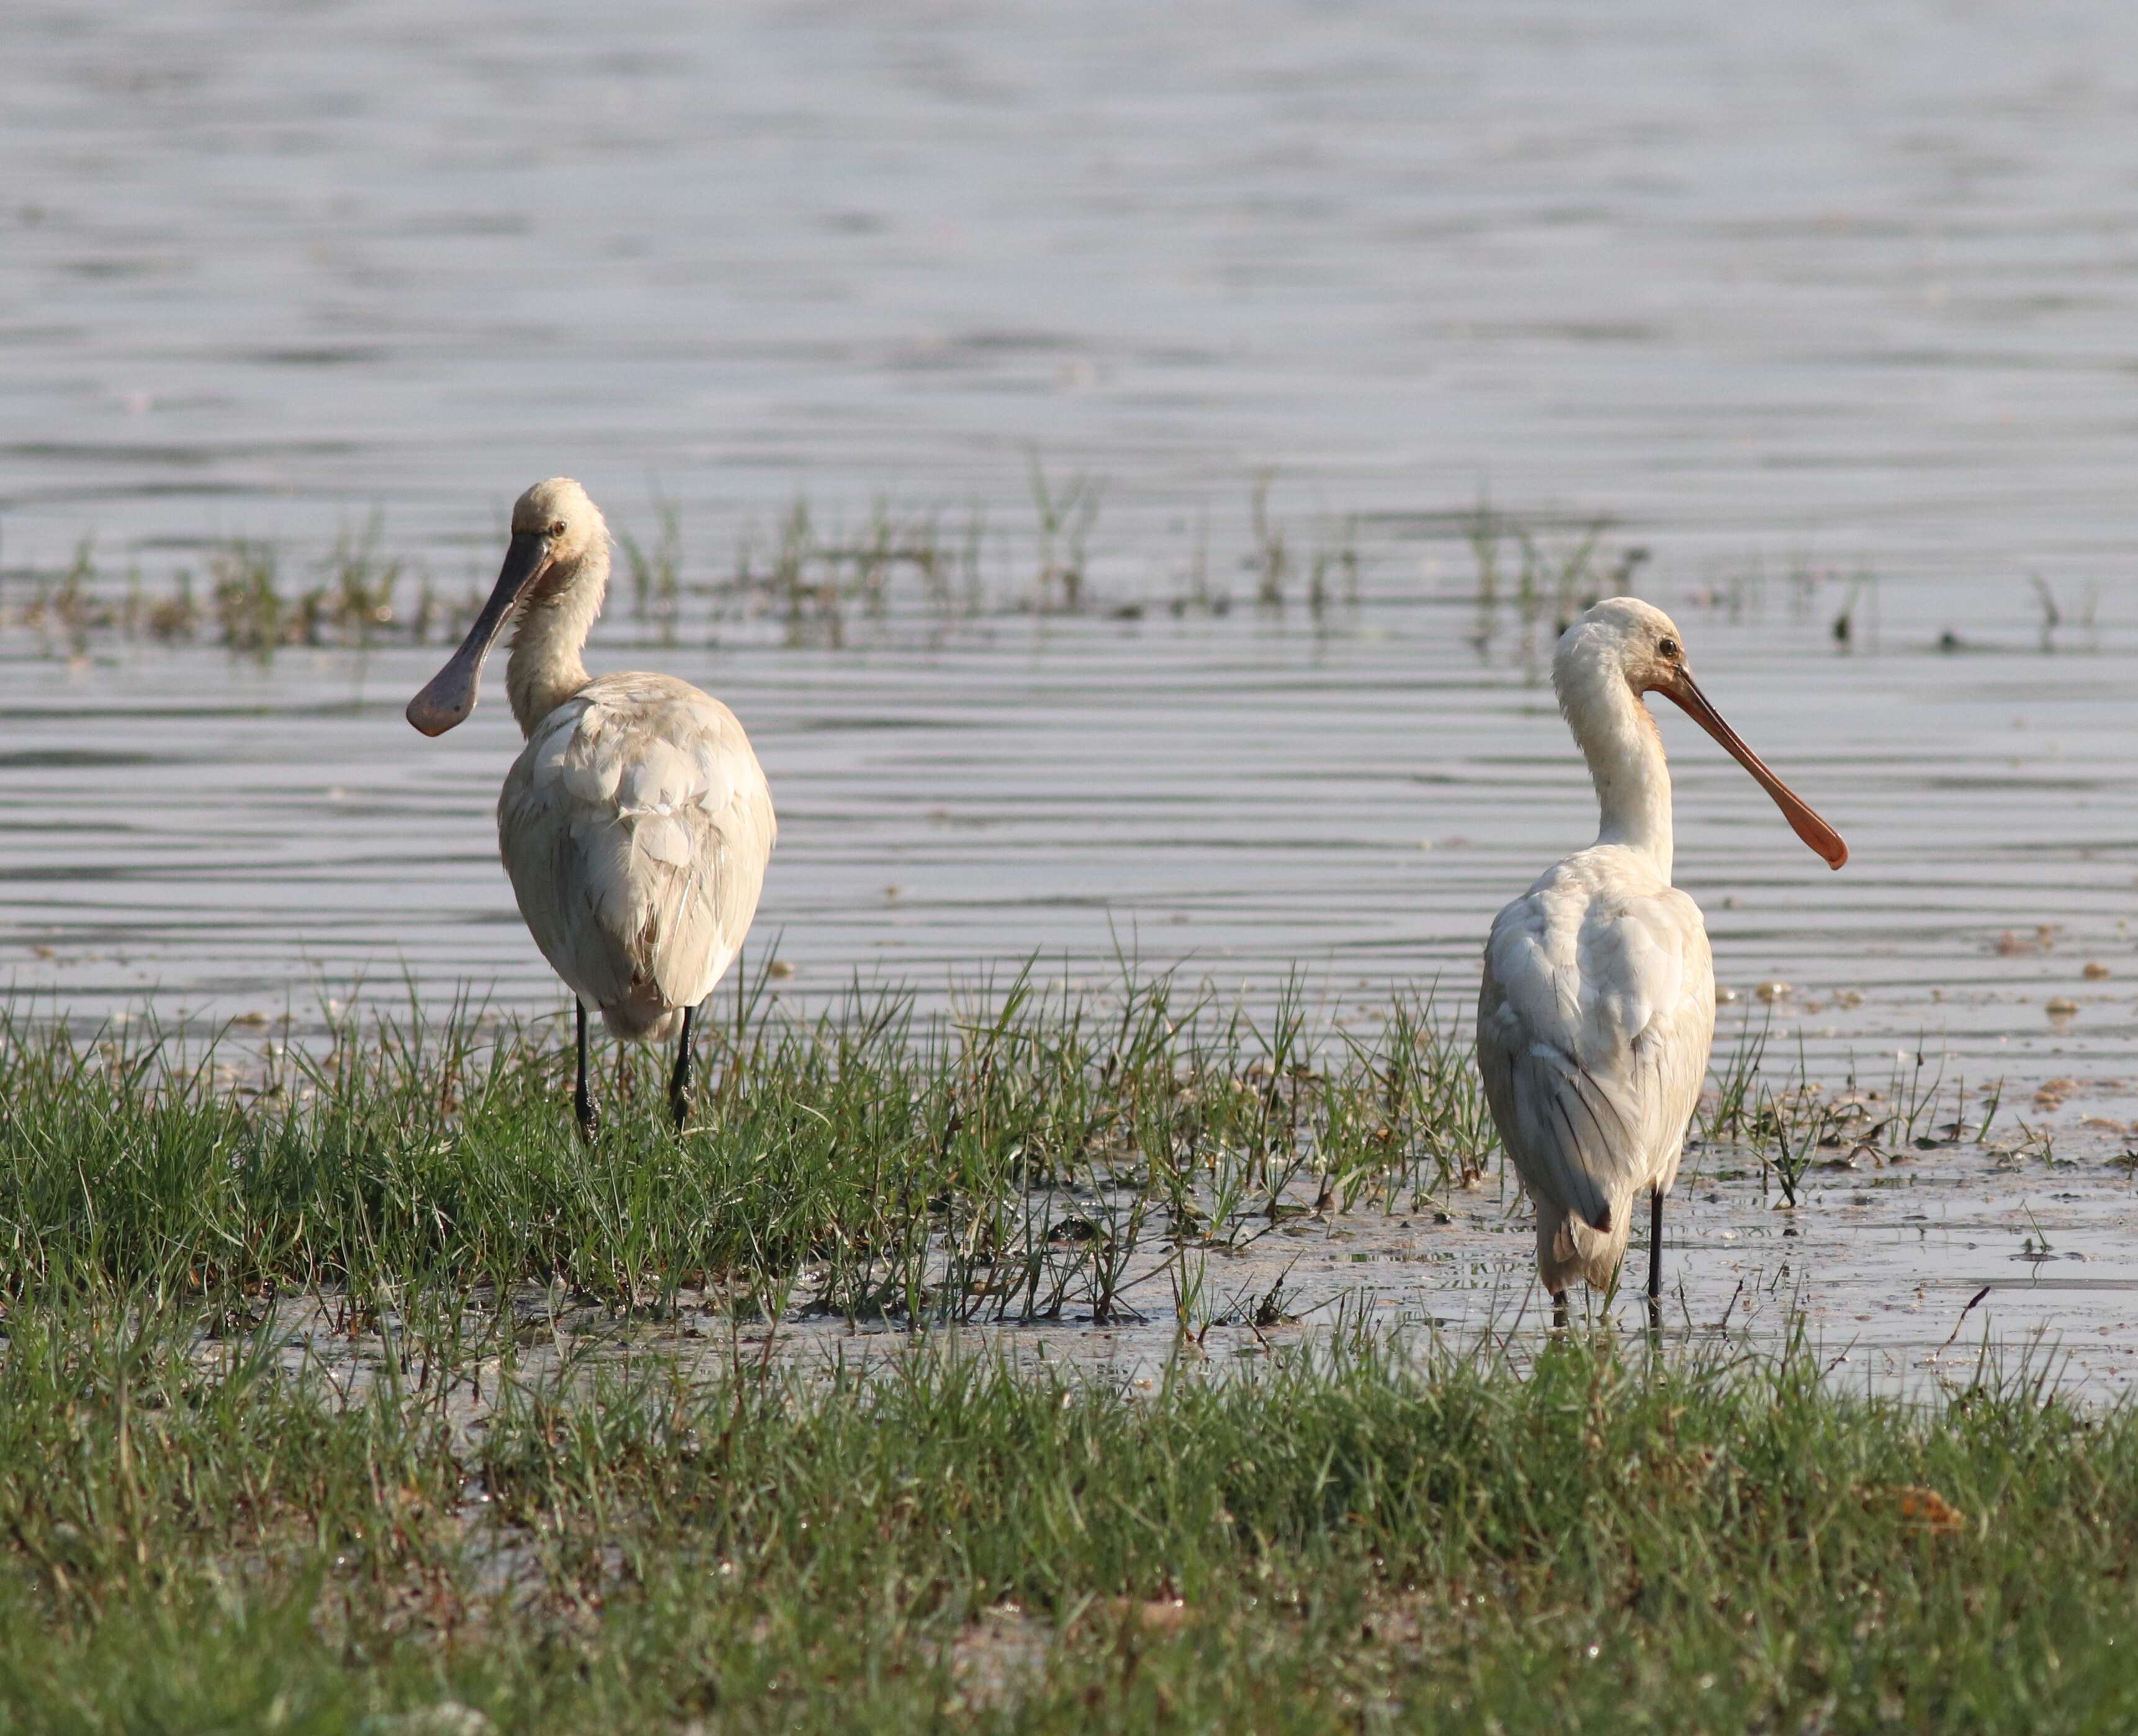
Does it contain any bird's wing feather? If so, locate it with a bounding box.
[499,675,775,1017]
[1478,858,1714,1228]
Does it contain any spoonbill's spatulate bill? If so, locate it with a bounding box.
[408,478,776,1137]
[1475,597,1846,1324]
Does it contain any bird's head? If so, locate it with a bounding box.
[1555,596,1848,870]
[406,478,609,737]
[507,477,608,599]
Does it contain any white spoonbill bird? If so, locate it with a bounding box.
[406,478,775,1137]
[1476,598,1845,1322]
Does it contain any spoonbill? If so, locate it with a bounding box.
[1475,598,1845,1323]
[406,478,775,1138]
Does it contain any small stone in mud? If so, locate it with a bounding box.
[1756,981,1791,1003]
[2046,997,2080,1019]
[2034,1077,2079,1110]
[2084,962,2111,980]
[1996,925,2061,956]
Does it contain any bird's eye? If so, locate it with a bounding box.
[1658,637,1679,658]
[548,521,567,538]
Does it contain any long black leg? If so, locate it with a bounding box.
[668,1003,697,1131]
[1551,1290,1568,1332]
[1646,1187,1664,1329]
[574,1002,600,1143]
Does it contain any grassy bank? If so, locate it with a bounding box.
[1,1313,2131,1734]
[0,981,2092,1732]
[0,973,1496,1318]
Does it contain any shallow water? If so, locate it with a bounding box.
[6,600,2138,1105]
[6,17,2138,1175]
[6,0,2138,1077]
[250,1122,2138,1410]
[10,0,2138,584]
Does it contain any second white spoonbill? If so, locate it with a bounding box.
[407,478,776,1138]
[1475,598,1845,1323]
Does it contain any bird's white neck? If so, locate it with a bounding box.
[506,544,608,737]
[1560,658,1674,878]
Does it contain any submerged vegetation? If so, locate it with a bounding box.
[2,471,2068,678]
[0,477,1727,665]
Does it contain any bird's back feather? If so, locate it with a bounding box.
[498,673,775,1040]
[1476,846,1714,1291]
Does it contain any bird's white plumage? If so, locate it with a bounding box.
[1477,844,1714,1291]
[410,476,779,1144]
[500,672,775,1041]
[1479,596,1843,1301]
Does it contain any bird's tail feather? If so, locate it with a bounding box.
[600,986,685,1043]
[1537,1194,1635,1293]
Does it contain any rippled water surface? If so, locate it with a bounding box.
[6,0,2138,1102]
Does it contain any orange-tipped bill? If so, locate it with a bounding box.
[405,531,549,735]
[1656,670,1848,869]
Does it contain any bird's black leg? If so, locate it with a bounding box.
[668,1003,696,1131]
[574,1002,600,1143]
[1646,1187,1665,1330]
[1551,1290,1568,1332]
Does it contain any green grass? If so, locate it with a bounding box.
[0,971,1494,1318]
[2,1305,2134,1734]
[0,978,2108,1731]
